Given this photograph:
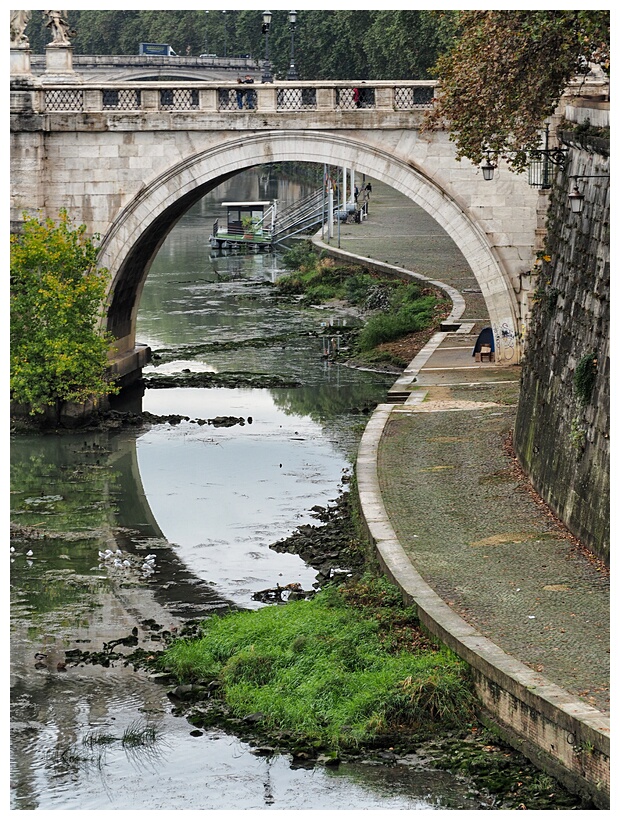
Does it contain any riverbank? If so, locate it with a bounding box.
[320,178,610,807]
[123,485,587,811]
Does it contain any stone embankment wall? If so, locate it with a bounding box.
[514,133,609,563]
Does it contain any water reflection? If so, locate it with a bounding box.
[11,169,480,810]
[138,387,343,606]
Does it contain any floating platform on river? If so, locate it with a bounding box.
[209,200,275,252]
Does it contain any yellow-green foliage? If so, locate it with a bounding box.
[11,210,117,414]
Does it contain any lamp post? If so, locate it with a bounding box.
[204,11,208,56]
[222,10,227,58]
[286,10,298,80]
[261,10,273,83]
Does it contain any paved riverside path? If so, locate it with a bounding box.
[323,179,610,716]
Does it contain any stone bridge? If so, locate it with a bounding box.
[11,47,546,380]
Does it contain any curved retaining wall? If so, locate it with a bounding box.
[356,395,609,808]
[312,234,610,808]
[311,236,466,329]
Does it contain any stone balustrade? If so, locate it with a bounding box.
[23,80,437,115]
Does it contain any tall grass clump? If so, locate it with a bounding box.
[356,293,438,352]
[162,577,474,749]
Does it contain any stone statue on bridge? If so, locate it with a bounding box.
[10,11,31,47]
[44,10,72,46]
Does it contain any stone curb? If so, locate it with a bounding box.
[312,231,610,807]
[357,397,609,807]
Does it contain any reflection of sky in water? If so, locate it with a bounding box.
[138,388,346,605]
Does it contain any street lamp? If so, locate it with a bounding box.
[222,11,227,59]
[567,175,610,214]
[568,184,585,214]
[286,10,298,81]
[261,10,273,83]
[480,154,496,181]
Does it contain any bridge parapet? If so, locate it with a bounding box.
[18,79,437,116]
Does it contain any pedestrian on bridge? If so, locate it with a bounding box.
[236,77,245,109]
[243,75,255,109]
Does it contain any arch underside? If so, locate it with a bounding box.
[101,131,522,363]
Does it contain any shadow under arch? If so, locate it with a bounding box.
[99,130,522,362]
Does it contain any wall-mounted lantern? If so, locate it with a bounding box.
[567,175,610,214]
[481,155,496,181]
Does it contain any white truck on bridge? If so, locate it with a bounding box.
[138,43,177,56]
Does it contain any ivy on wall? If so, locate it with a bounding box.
[574,352,598,406]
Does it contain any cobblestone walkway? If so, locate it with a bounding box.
[333,179,610,715]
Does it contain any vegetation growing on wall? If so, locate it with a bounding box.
[574,352,598,406]
[10,210,117,417]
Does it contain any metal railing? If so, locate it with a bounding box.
[273,188,326,240]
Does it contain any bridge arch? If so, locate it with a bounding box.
[99,130,521,365]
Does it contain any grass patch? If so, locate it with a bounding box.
[276,245,449,360]
[356,295,438,351]
[161,575,474,749]
[121,720,158,748]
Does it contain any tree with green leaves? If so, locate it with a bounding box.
[10,211,117,418]
[427,10,610,171]
[23,9,455,80]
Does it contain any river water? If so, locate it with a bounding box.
[10,170,487,811]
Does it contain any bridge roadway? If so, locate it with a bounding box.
[314,180,610,807]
